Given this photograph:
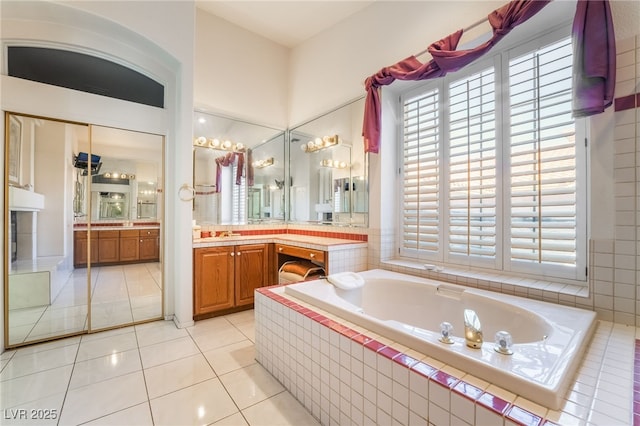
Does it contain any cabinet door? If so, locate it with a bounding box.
[120,237,140,261]
[98,237,119,263]
[235,243,268,306]
[74,232,98,266]
[194,246,235,315]
[139,229,159,261]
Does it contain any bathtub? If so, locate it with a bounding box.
[284,269,596,410]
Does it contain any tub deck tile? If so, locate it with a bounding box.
[453,381,483,401]
[393,353,418,369]
[477,392,511,415]
[352,334,374,346]
[363,339,386,353]
[410,361,437,379]
[430,370,459,390]
[378,346,401,361]
[507,405,542,426]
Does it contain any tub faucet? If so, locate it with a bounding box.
[464,309,483,349]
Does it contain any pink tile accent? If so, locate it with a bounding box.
[378,346,401,360]
[410,361,437,379]
[615,94,637,111]
[363,339,386,353]
[393,353,418,369]
[430,370,459,389]
[477,392,511,415]
[453,381,483,401]
[352,334,375,346]
[507,405,542,426]
[635,339,640,422]
[339,327,360,339]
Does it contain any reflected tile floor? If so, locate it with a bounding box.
[7,263,162,346]
[0,310,319,426]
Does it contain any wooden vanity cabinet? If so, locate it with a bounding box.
[193,243,270,318]
[97,230,120,263]
[139,229,160,260]
[73,228,160,267]
[119,229,140,262]
[73,231,98,267]
[235,244,269,306]
[194,246,235,315]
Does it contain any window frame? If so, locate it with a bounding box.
[396,25,587,282]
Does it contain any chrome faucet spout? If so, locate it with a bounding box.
[464,309,483,349]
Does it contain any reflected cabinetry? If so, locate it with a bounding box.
[193,243,271,318]
[73,229,160,267]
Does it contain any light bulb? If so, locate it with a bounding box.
[195,136,207,146]
[236,142,244,150]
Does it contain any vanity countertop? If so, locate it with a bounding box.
[193,233,367,252]
[74,224,160,231]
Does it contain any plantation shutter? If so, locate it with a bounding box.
[232,162,246,224]
[448,68,497,260]
[508,38,577,266]
[402,88,440,254]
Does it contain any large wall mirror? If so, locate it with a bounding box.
[4,112,164,347]
[193,111,285,225]
[289,97,368,226]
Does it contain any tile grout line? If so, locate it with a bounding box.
[187,321,253,426]
[133,323,156,426]
[54,337,83,425]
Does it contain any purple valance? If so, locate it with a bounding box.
[215,152,244,193]
[572,0,616,117]
[362,0,552,154]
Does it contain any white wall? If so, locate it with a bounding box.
[195,9,289,129]
[0,0,196,351]
[288,1,503,126]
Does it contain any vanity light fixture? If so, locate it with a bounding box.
[320,159,349,169]
[193,136,246,152]
[300,134,339,153]
[101,172,135,180]
[253,157,274,168]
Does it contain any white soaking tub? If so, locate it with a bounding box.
[284,269,596,410]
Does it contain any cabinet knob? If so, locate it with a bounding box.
[309,253,315,258]
[237,252,241,256]
[230,252,235,257]
[140,240,143,242]
[279,247,283,251]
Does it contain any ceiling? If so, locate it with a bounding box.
[195,1,374,48]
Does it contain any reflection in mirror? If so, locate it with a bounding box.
[289,97,368,226]
[79,126,164,331]
[4,113,165,347]
[5,113,90,346]
[192,111,285,225]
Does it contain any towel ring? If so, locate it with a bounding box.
[178,183,195,201]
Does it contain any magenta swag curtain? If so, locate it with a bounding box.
[572,0,616,117]
[215,152,244,193]
[362,0,616,154]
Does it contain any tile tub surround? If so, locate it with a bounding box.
[255,287,637,426]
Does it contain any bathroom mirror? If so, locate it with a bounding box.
[4,112,164,347]
[192,111,285,225]
[288,97,368,226]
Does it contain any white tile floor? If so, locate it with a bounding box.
[0,310,319,426]
[8,263,163,346]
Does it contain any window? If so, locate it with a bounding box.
[399,31,586,281]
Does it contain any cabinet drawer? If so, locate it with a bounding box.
[75,231,88,239]
[98,230,120,239]
[140,229,159,237]
[120,229,140,238]
[275,244,325,263]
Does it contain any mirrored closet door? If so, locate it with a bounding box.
[4,112,164,347]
